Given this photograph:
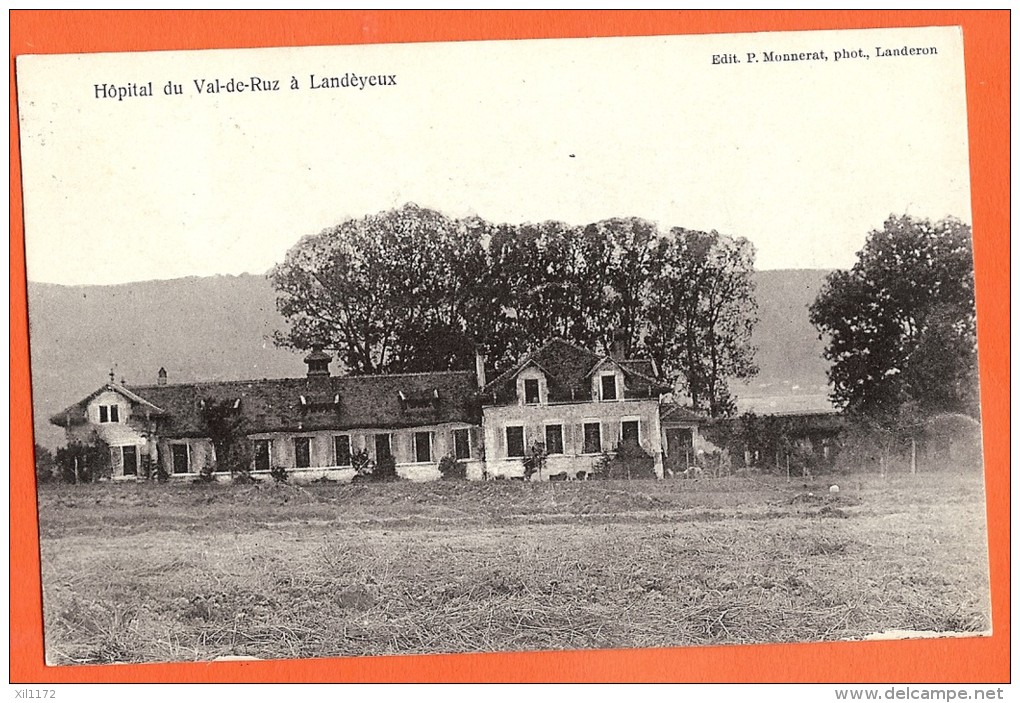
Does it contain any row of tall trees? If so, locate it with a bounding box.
[270,204,759,415]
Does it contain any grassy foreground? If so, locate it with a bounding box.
[37,472,991,664]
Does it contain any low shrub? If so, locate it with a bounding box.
[374,454,399,482]
[232,468,256,485]
[196,463,216,484]
[592,441,656,480]
[438,455,467,480]
[522,442,547,481]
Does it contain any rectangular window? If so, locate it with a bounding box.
[110,405,120,422]
[375,434,392,462]
[524,378,540,404]
[171,444,190,474]
[621,420,640,446]
[122,446,137,476]
[453,428,471,460]
[583,422,602,454]
[545,424,564,455]
[600,374,618,401]
[506,426,525,458]
[334,435,352,467]
[253,439,271,471]
[414,431,433,463]
[295,437,311,468]
[99,406,109,423]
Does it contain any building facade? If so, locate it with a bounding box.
[478,338,672,479]
[50,340,706,482]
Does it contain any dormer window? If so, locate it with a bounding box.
[524,378,540,404]
[401,389,436,409]
[600,373,618,401]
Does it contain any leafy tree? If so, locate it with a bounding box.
[645,229,759,416]
[373,453,399,481]
[270,203,487,375]
[585,217,659,357]
[271,205,758,403]
[809,215,977,422]
[479,217,659,365]
[472,220,594,370]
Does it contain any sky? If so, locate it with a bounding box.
[17,26,972,286]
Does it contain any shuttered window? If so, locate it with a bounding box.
[583,422,602,454]
[454,429,471,460]
[506,426,525,458]
[621,420,640,446]
[414,431,433,463]
[600,374,618,401]
[295,437,311,468]
[334,435,352,466]
[545,425,564,455]
[253,440,272,471]
[375,434,392,461]
[524,379,540,404]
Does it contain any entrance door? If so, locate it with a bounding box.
[122,446,138,476]
[375,434,392,462]
[665,428,694,470]
[172,444,190,474]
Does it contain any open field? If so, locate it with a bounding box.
[36,472,991,664]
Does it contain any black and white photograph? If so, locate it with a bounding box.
[16,25,990,665]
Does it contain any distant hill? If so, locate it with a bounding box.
[740,268,833,398]
[26,269,834,448]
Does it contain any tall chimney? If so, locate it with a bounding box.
[609,330,627,361]
[475,351,487,389]
[157,367,167,386]
[304,346,333,377]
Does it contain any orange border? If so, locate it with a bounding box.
[9,11,1009,683]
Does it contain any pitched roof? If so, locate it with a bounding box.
[482,338,667,404]
[303,348,333,362]
[49,382,167,427]
[660,403,708,424]
[52,371,481,437]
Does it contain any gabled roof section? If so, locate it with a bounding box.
[482,338,602,397]
[482,338,668,403]
[108,382,167,414]
[660,403,708,424]
[49,382,166,427]
[585,356,661,387]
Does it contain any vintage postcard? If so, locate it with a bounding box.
[15,23,992,671]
